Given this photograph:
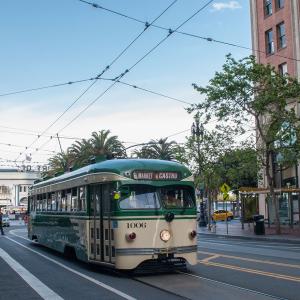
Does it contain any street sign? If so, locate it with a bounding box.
[223,193,229,201]
[220,183,230,193]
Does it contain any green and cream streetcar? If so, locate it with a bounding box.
[28,159,197,270]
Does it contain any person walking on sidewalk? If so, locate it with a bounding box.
[0,209,5,235]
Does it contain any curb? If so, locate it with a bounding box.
[198,232,300,244]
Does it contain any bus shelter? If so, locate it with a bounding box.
[239,187,300,228]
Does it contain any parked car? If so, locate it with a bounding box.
[2,214,10,227]
[212,210,233,221]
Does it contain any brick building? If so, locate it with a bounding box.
[250,0,300,78]
[250,0,300,225]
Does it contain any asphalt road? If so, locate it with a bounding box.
[0,225,299,300]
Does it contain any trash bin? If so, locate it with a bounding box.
[253,215,265,235]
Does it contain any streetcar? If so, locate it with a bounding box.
[28,159,197,270]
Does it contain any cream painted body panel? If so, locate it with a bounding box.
[113,217,197,269]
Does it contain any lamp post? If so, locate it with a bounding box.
[191,113,207,227]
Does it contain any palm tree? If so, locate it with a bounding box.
[70,138,92,167]
[45,149,75,177]
[133,138,178,160]
[90,130,126,159]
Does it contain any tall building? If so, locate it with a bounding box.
[250,0,300,79]
[250,0,300,225]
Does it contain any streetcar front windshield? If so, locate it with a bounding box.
[119,185,160,209]
[119,185,194,210]
[160,186,194,209]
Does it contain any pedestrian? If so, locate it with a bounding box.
[0,209,5,235]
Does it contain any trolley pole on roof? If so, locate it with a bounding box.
[191,112,207,227]
[56,134,63,154]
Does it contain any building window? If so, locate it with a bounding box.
[265,0,272,16]
[266,29,274,54]
[279,62,288,76]
[276,0,284,9]
[277,22,286,48]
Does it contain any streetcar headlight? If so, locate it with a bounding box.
[160,230,171,242]
[126,232,136,241]
[189,230,197,239]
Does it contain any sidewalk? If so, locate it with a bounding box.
[198,219,300,244]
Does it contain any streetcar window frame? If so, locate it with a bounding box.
[160,186,195,209]
[32,185,87,213]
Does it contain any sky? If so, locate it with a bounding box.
[0,0,251,168]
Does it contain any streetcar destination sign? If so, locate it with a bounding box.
[132,171,180,180]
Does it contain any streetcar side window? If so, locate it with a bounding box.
[61,191,66,211]
[66,190,72,212]
[51,192,57,211]
[71,188,78,212]
[42,194,47,211]
[47,193,52,211]
[78,186,86,211]
[57,191,62,211]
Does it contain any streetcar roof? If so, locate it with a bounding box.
[33,159,192,189]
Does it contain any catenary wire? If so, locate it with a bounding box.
[14,0,178,163]
[78,0,300,63]
[53,0,214,136]
[2,0,299,101]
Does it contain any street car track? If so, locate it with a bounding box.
[6,230,290,300]
[176,271,288,300]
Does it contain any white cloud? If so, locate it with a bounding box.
[212,1,242,11]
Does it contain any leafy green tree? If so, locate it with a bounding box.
[190,54,300,234]
[215,147,258,190]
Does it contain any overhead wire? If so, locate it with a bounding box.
[1,0,299,102]
[78,0,300,63]
[13,0,178,163]
[52,0,214,137]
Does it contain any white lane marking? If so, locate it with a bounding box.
[200,254,220,263]
[0,248,63,300]
[5,236,136,300]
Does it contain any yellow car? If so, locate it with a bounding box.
[212,210,234,221]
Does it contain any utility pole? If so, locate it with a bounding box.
[191,112,206,227]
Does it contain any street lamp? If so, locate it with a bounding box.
[191,113,207,227]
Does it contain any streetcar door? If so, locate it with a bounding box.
[89,184,114,263]
[90,185,103,261]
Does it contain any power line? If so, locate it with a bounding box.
[54,0,214,134]
[0,141,56,153]
[15,1,178,162]
[2,1,299,103]
[0,78,96,97]
[78,0,300,63]
[34,0,213,159]
[114,79,193,105]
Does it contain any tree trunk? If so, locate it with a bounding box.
[266,151,281,234]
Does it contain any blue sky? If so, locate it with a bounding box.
[0,0,251,166]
